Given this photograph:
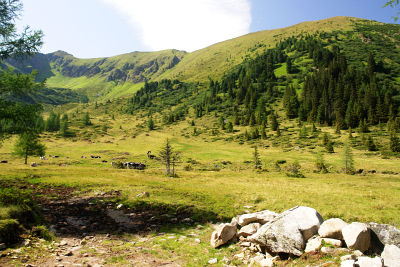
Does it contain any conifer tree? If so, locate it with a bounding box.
[390,133,400,152]
[148,116,155,131]
[253,146,262,170]
[83,112,91,126]
[226,121,233,133]
[159,139,179,176]
[270,113,279,131]
[13,131,45,164]
[343,143,355,174]
[366,135,378,151]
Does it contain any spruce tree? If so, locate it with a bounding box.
[343,143,355,174]
[366,135,377,151]
[270,113,279,131]
[315,152,328,173]
[326,140,334,153]
[148,117,155,131]
[226,121,233,133]
[83,112,91,126]
[390,133,400,152]
[253,146,262,170]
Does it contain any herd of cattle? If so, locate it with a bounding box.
[1,151,157,170]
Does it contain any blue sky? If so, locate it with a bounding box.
[17,0,398,58]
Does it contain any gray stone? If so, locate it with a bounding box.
[0,243,5,250]
[356,256,383,267]
[319,218,348,240]
[342,222,371,252]
[238,210,278,226]
[341,260,355,267]
[210,223,237,248]
[248,206,323,256]
[305,236,322,253]
[381,244,400,267]
[368,223,400,247]
[238,223,261,238]
[368,223,400,254]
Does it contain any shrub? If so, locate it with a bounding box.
[286,161,305,178]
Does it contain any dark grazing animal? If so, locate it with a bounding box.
[147,151,156,159]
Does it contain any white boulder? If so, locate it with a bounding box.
[210,223,237,248]
[248,206,324,256]
[319,218,348,239]
[342,222,371,252]
[381,244,400,267]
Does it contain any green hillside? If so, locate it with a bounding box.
[159,16,357,83]
[4,16,399,103]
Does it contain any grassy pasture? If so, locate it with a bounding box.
[1,110,400,266]
[1,114,399,226]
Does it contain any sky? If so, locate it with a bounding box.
[17,0,399,58]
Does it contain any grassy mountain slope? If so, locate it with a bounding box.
[46,49,185,100]
[4,16,396,102]
[158,16,357,83]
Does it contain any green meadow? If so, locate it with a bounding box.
[1,110,399,226]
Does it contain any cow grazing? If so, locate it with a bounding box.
[124,162,146,170]
[147,151,156,159]
[111,161,146,170]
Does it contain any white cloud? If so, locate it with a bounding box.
[101,0,251,52]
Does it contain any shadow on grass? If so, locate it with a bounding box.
[40,193,228,239]
[0,177,229,243]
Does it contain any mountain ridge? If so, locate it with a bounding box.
[4,16,397,101]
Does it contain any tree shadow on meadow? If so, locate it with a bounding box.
[40,193,226,239]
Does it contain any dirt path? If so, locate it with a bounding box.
[0,186,182,267]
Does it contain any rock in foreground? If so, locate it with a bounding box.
[318,218,348,239]
[248,206,324,256]
[342,222,371,253]
[210,223,237,248]
[381,244,400,267]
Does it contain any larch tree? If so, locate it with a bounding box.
[13,131,45,164]
[159,139,179,177]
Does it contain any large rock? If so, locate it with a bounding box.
[381,244,400,267]
[319,218,348,240]
[248,206,324,256]
[368,223,400,247]
[356,256,383,267]
[210,223,237,248]
[342,222,371,252]
[238,223,261,238]
[238,210,278,226]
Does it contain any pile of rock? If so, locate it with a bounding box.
[210,206,400,267]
